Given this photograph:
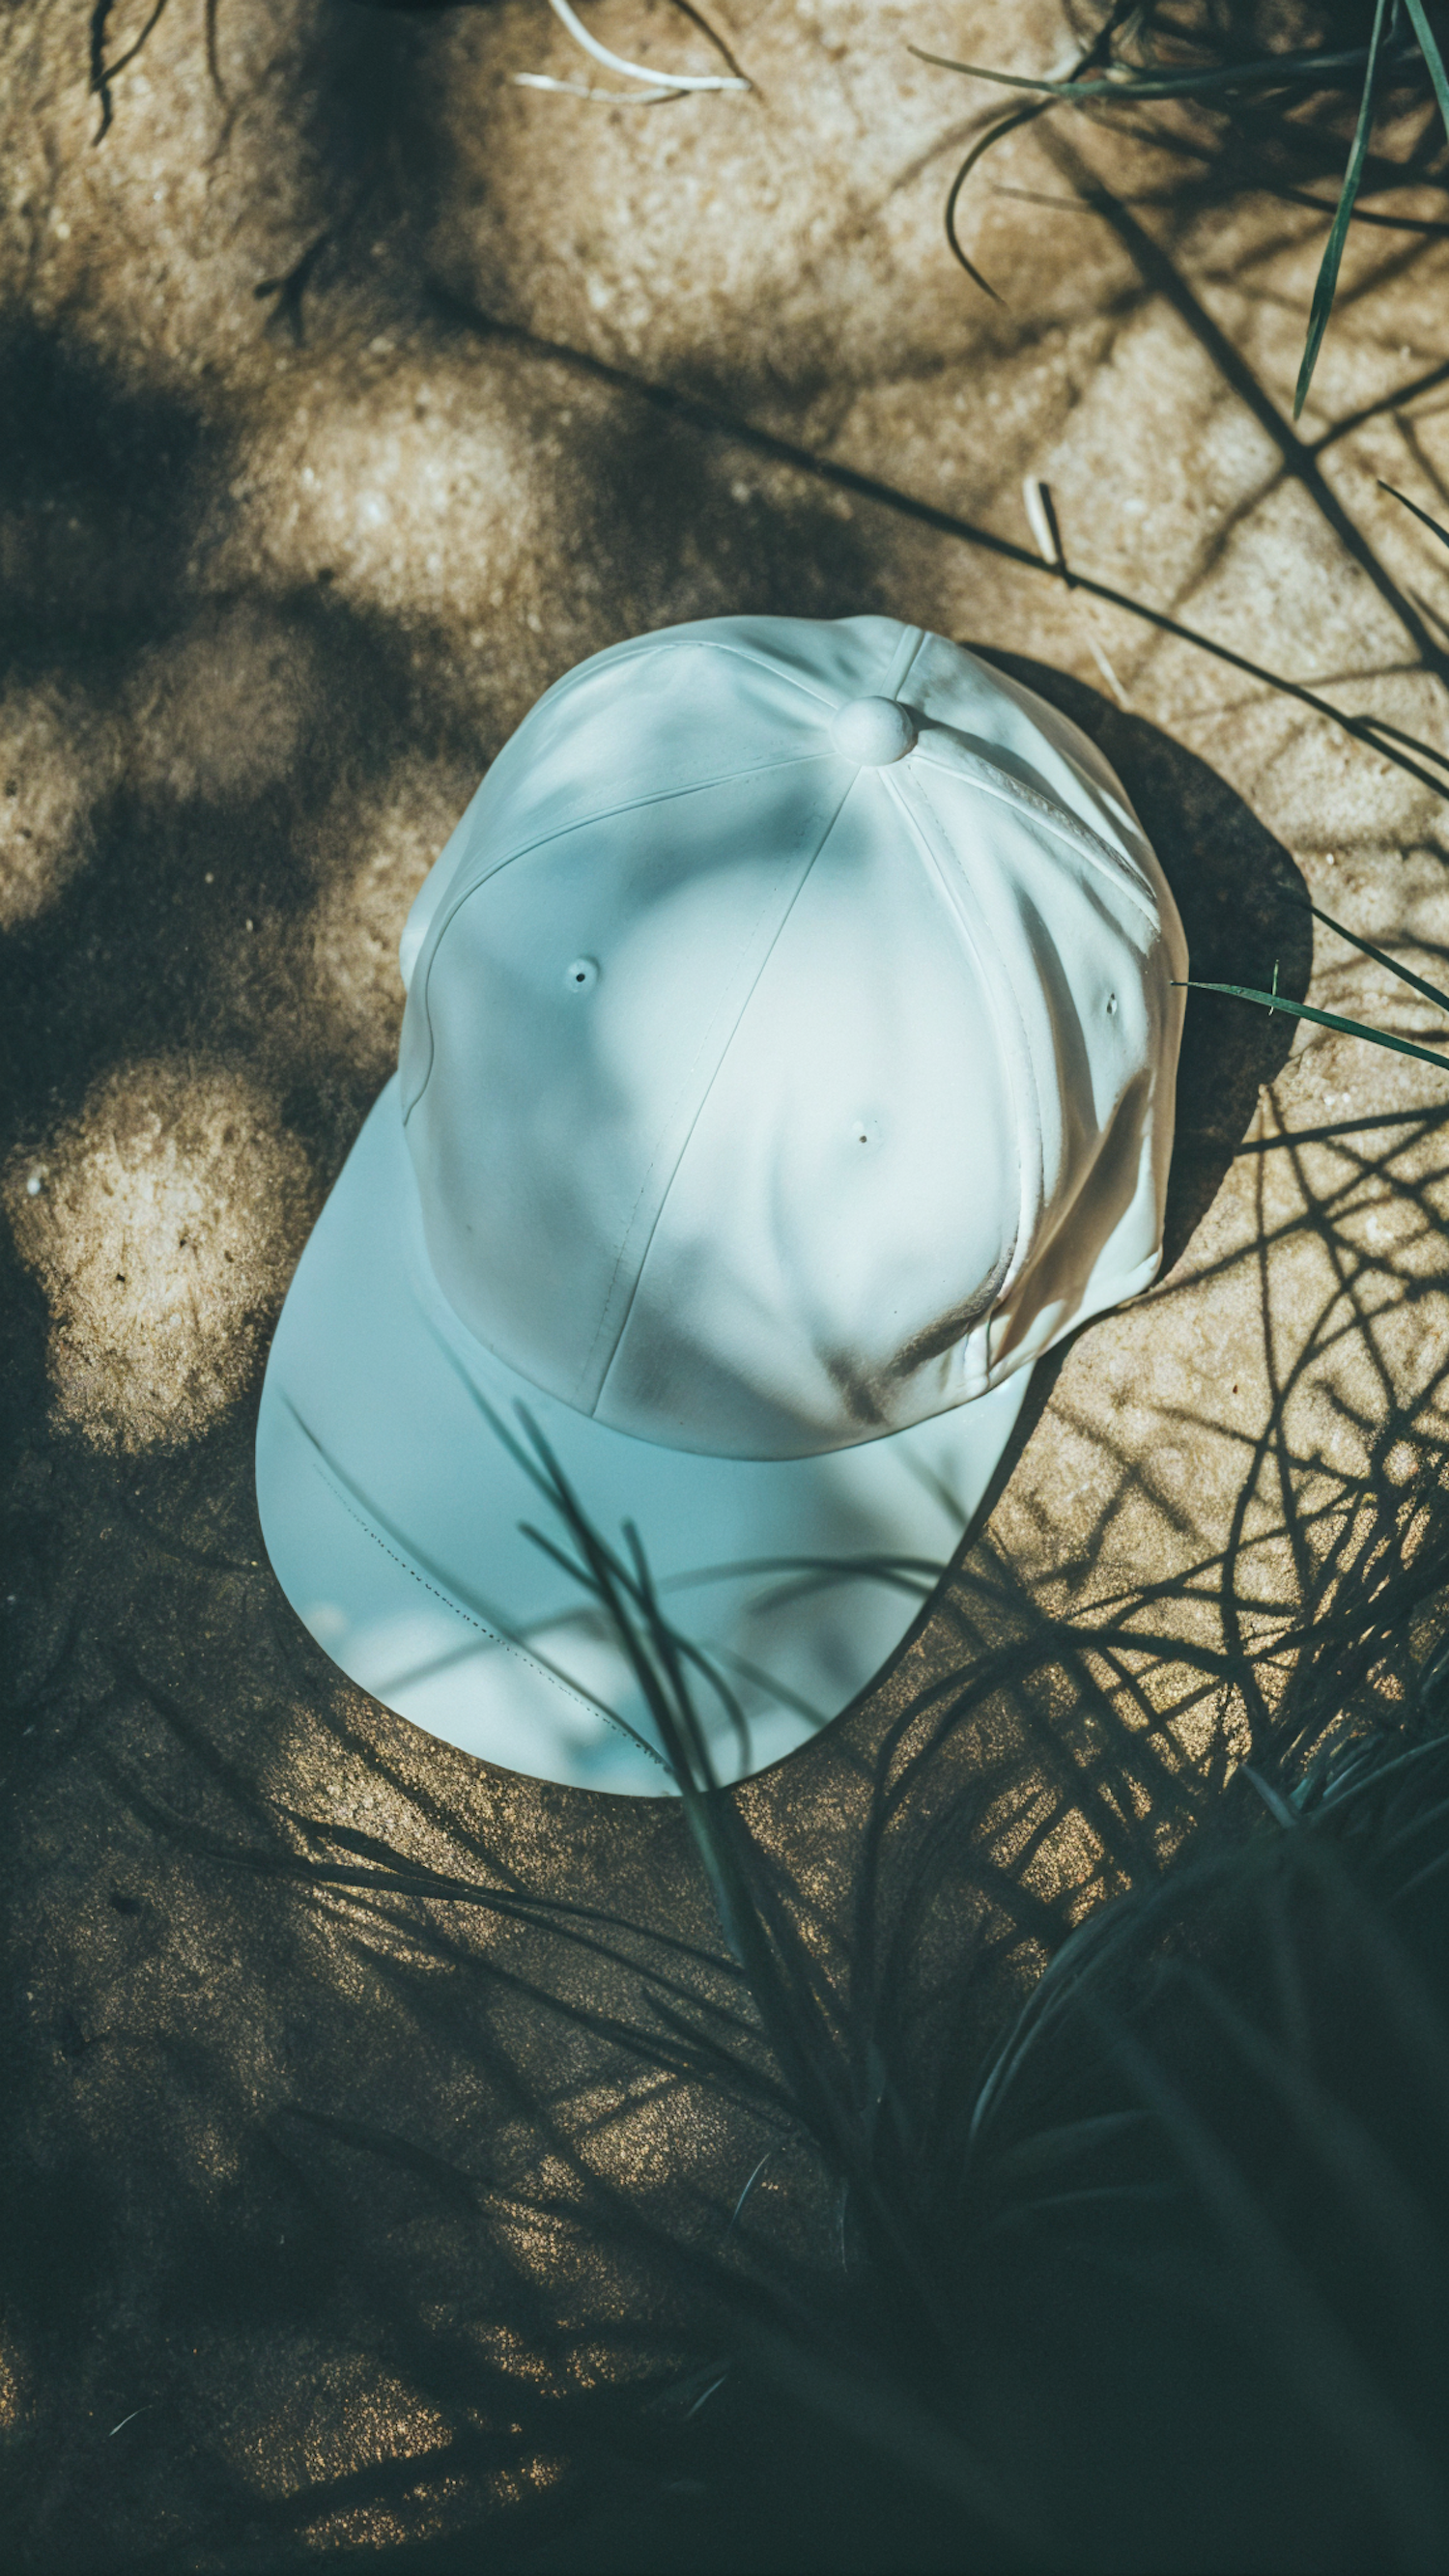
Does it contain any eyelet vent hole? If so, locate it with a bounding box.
[566,957,599,992]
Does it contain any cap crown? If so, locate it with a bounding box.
[398,616,1185,1460]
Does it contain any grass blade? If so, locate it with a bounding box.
[1175,976,1449,1074]
[1294,0,1392,418]
[1097,2008,1449,2557]
[936,1,1135,297]
[943,103,1038,297]
[906,45,1375,105]
[1404,0,1449,146]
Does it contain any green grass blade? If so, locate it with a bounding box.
[1176,976,1449,1073]
[1294,0,1392,418]
[1404,0,1449,145]
[906,44,1374,104]
[943,100,1041,296]
[1238,1763,1300,1829]
[936,1,1133,295]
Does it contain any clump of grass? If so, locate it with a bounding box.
[121,1344,1449,2571]
[419,1419,1449,2575]
[920,0,1449,415]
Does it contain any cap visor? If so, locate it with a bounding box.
[256,1080,1032,1795]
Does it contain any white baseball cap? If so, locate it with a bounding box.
[256,615,1186,1795]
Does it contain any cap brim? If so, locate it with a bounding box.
[256,1079,1033,1796]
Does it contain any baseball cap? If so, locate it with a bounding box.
[255,614,1186,1795]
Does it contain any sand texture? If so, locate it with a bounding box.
[4,3,1449,2560]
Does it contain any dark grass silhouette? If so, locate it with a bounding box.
[65,1440,1449,2576]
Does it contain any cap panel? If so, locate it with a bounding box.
[596,771,1018,1458]
[399,644,841,1119]
[399,789,483,994]
[899,743,1184,1381]
[987,1064,1168,1379]
[908,757,1151,1193]
[883,757,1046,1320]
[902,631,1159,878]
[405,757,854,1413]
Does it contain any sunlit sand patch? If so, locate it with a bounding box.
[201,347,614,720]
[0,678,118,932]
[213,2352,456,2511]
[126,600,322,804]
[5,1057,314,1451]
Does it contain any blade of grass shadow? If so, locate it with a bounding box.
[429,287,1449,796]
[1036,122,1449,693]
[493,1404,942,2255]
[1382,475,1449,552]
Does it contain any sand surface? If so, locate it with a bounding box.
[5,3,1449,2559]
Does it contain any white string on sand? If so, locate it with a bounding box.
[513,75,681,100]
[515,0,750,102]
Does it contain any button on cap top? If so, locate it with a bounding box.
[831,695,917,765]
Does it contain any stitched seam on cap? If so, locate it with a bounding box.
[584,767,863,1417]
[669,638,839,708]
[403,751,837,1123]
[883,624,926,697]
[913,743,1159,926]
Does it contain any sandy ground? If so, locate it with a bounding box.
[5,1,1449,2561]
